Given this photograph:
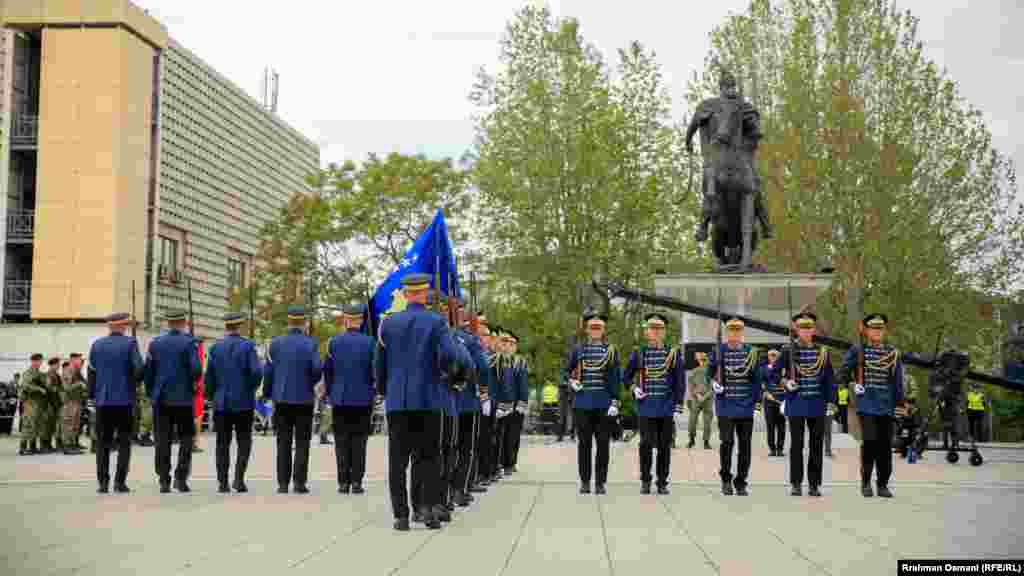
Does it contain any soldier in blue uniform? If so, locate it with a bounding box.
[145,309,202,493]
[262,305,323,494]
[840,313,903,498]
[506,332,529,472]
[472,317,496,491]
[623,313,686,494]
[781,312,836,497]
[377,273,471,531]
[707,317,761,496]
[564,310,622,495]
[88,312,145,493]
[205,312,262,493]
[453,309,487,506]
[489,326,514,482]
[323,303,376,494]
[760,349,786,456]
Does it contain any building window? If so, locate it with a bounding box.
[227,257,246,290]
[159,236,178,276]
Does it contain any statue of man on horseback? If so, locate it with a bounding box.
[686,71,774,265]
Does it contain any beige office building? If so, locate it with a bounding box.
[0,2,319,376]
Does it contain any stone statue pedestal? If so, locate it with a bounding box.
[652,273,834,349]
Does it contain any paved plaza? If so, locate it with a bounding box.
[2,429,1022,576]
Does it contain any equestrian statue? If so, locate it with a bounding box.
[686,70,773,271]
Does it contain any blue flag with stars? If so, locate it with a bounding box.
[369,208,461,332]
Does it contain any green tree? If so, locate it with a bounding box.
[471,6,696,350]
[689,0,1024,357]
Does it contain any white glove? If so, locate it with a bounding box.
[607,405,619,418]
[515,404,527,415]
[482,399,492,414]
[855,383,866,396]
[632,386,646,400]
[784,379,798,392]
[569,378,582,392]
[711,380,724,394]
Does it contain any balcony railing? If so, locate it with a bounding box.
[3,280,31,315]
[11,115,37,148]
[6,210,34,243]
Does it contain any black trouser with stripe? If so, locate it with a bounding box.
[454,412,478,495]
[475,411,494,483]
[154,404,194,485]
[501,411,523,470]
[788,415,825,487]
[638,416,673,486]
[214,410,254,486]
[718,417,753,487]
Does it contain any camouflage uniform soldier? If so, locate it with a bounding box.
[61,354,88,454]
[41,357,63,452]
[136,381,154,446]
[18,354,47,455]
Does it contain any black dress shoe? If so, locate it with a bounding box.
[580,484,591,494]
[454,493,471,507]
[393,518,410,531]
[114,483,131,493]
[640,482,651,495]
[159,483,171,494]
[277,485,289,494]
[413,511,424,523]
[721,482,734,495]
[808,486,822,497]
[704,441,712,450]
[469,485,487,493]
[657,484,670,495]
[791,485,802,496]
[174,480,191,493]
[861,484,873,497]
[351,485,365,494]
[876,485,893,498]
[294,484,310,494]
[97,484,109,494]
[233,481,248,493]
[595,484,606,495]
[735,485,749,496]
[338,483,351,494]
[445,502,455,512]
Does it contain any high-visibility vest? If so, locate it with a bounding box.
[837,387,849,406]
[967,391,985,411]
[542,384,558,405]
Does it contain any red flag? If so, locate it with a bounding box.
[194,340,206,419]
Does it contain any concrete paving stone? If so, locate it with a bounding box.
[2,433,1023,576]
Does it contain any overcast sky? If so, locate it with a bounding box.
[133,0,1022,193]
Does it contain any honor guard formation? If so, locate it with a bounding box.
[13,270,918,530]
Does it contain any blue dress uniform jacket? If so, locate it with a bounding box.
[144,329,202,406]
[204,334,262,412]
[760,361,785,402]
[564,342,622,411]
[514,356,529,405]
[841,344,904,416]
[324,329,376,407]
[454,329,484,413]
[493,354,516,404]
[88,334,145,407]
[707,343,761,418]
[375,302,469,413]
[623,345,686,418]
[263,328,323,405]
[445,337,472,415]
[781,344,836,417]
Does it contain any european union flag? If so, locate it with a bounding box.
[369,209,461,332]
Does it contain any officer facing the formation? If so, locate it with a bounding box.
[496,330,525,476]
[17,353,47,455]
[707,317,762,496]
[323,303,376,495]
[88,313,145,493]
[61,353,88,454]
[841,313,903,498]
[145,309,202,493]
[377,273,471,531]
[205,312,263,493]
[623,313,686,494]
[686,352,713,450]
[453,309,486,506]
[781,312,836,497]
[564,310,622,495]
[760,349,786,456]
[263,305,323,494]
